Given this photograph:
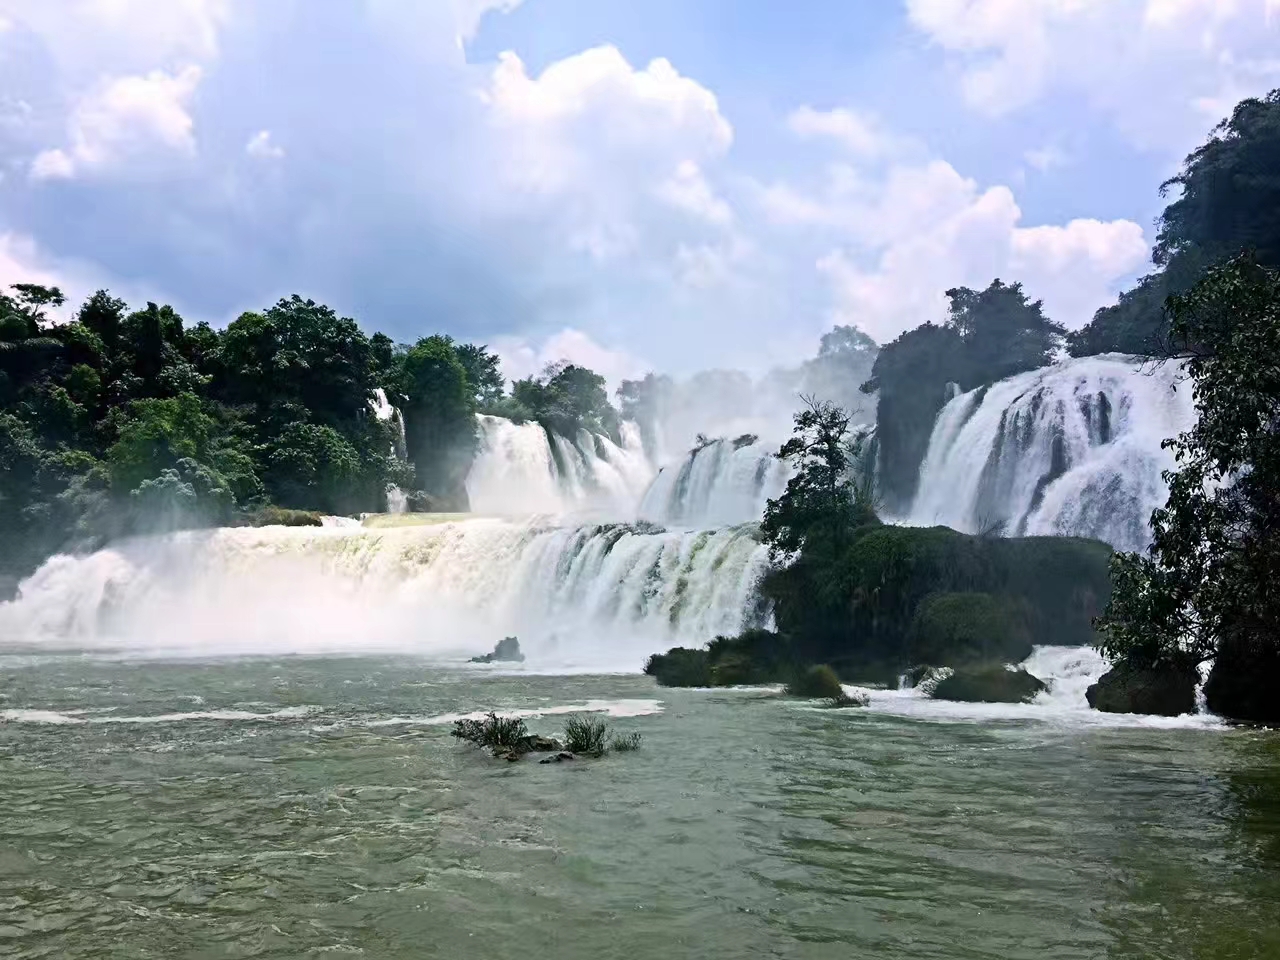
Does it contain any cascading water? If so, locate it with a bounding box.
[907,354,1196,552]
[639,436,790,528]
[0,519,769,671]
[466,415,653,517]
[371,388,409,513]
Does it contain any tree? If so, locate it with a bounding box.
[264,421,364,514]
[1156,89,1280,272]
[106,393,216,494]
[761,399,862,561]
[1096,255,1280,721]
[759,398,879,661]
[397,335,476,508]
[0,284,66,401]
[454,342,506,408]
[217,296,376,431]
[818,324,877,358]
[945,279,1065,383]
[1071,89,1280,359]
[512,361,620,441]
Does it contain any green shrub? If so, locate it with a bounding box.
[786,665,849,703]
[909,591,1033,666]
[563,714,610,756]
[643,647,712,687]
[246,506,324,527]
[610,731,642,752]
[931,665,1046,703]
[451,712,531,752]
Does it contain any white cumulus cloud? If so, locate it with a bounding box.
[31,66,203,179]
[245,129,284,160]
[905,0,1280,150]
[786,157,1148,342]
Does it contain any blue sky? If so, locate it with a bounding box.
[2,0,1278,381]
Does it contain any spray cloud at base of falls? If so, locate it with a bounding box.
[907,354,1196,552]
[0,521,771,670]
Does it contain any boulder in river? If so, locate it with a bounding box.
[471,636,525,664]
[1204,636,1280,723]
[931,664,1046,703]
[1086,660,1197,717]
[539,752,577,764]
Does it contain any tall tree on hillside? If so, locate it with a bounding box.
[218,296,376,431]
[454,342,506,409]
[1096,255,1280,722]
[397,335,477,509]
[945,280,1065,384]
[1156,89,1280,271]
[1071,88,1280,357]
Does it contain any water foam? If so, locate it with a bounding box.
[849,646,1223,729]
[1,705,319,725]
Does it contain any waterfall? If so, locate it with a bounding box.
[466,415,653,517]
[371,389,409,513]
[639,436,790,528]
[907,354,1196,552]
[0,520,770,671]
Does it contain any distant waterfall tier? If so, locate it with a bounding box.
[907,354,1195,552]
[0,520,770,669]
[466,415,653,517]
[639,436,790,528]
[371,388,409,513]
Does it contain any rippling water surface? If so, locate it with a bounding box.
[2,656,1278,959]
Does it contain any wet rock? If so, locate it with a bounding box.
[1204,637,1280,723]
[1086,661,1197,717]
[528,736,562,753]
[470,637,525,664]
[931,664,1046,703]
[539,752,576,764]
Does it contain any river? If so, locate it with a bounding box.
[2,653,1277,959]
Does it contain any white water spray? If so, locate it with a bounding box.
[0,519,769,671]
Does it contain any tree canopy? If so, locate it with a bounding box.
[1096,256,1280,720]
[1070,88,1280,358]
[0,282,620,594]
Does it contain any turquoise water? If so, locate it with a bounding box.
[1,655,1278,959]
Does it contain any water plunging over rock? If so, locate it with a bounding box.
[908,355,1195,551]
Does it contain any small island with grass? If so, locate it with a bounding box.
[451,711,642,763]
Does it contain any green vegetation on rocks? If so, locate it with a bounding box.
[563,715,610,757]
[932,666,1046,704]
[1086,662,1198,717]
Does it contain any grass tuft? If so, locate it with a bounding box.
[610,731,643,752]
[563,714,610,756]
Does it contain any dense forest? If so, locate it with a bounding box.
[0,288,618,597]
